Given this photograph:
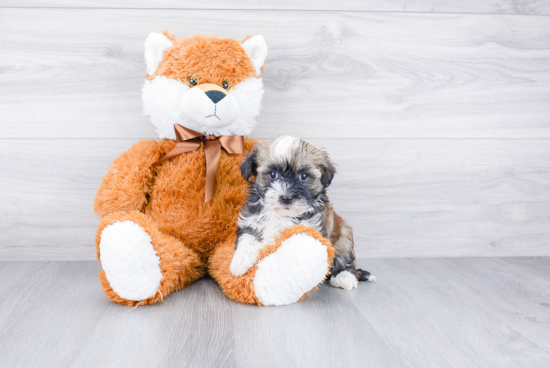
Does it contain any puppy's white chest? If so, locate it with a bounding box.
[260,216,297,245]
[258,213,323,246]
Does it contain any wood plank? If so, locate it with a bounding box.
[2,0,550,15]
[69,277,236,368]
[351,258,550,367]
[1,259,549,367]
[502,257,550,281]
[390,258,550,353]
[0,262,236,368]
[1,9,550,139]
[1,138,549,260]
[450,257,550,352]
[0,262,111,368]
[231,277,405,368]
[331,138,550,258]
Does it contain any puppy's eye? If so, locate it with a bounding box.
[269,171,279,180]
[188,77,198,86]
[222,80,230,90]
[299,173,309,181]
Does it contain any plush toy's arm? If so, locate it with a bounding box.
[94,139,164,218]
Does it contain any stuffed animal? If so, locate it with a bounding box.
[94,31,334,306]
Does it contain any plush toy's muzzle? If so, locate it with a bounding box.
[180,83,240,129]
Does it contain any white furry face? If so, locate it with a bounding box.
[141,32,268,139]
[142,76,264,139]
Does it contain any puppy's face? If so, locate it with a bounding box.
[241,136,335,217]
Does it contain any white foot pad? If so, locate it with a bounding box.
[253,233,329,306]
[99,221,163,301]
[330,270,358,290]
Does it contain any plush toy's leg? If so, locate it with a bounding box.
[96,210,204,306]
[209,225,334,306]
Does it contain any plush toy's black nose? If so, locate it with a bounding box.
[280,195,294,205]
[205,90,226,104]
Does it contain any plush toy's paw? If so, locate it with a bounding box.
[329,271,359,290]
[254,233,331,306]
[99,220,163,301]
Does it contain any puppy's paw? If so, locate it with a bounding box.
[329,270,359,290]
[357,268,376,282]
[230,248,257,276]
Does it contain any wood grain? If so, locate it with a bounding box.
[1,9,550,139]
[351,258,550,367]
[502,257,550,281]
[231,280,405,368]
[2,0,550,15]
[69,275,236,367]
[0,262,236,368]
[1,259,549,367]
[1,138,549,260]
[0,262,111,367]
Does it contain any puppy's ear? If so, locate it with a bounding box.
[240,148,258,182]
[321,156,336,188]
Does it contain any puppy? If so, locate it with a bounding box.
[230,135,375,290]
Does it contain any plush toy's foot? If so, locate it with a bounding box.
[254,231,333,306]
[209,225,334,306]
[99,220,162,301]
[96,211,203,306]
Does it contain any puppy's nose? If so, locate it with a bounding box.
[205,90,226,104]
[280,195,294,205]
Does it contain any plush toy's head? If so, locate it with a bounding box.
[142,31,268,139]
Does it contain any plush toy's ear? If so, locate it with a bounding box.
[321,157,336,188]
[144,31,174,76]
[242,35,268,76]
[240,148,258,182]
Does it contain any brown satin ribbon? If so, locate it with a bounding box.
[152,124,244,202]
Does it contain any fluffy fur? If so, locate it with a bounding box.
[95,32,333,306]
[142,76,264,139]
[232,136,373,287]
[209,225,334,306]
[96,211,204,306]
[142,32,266,139]
[95,137,258,265]
[99,220,163,301]
[144,32,174,75]
[253,233,330,306]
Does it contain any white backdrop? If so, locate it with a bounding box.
[1,1,549,259]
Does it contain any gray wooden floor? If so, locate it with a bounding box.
[1,258,549,368]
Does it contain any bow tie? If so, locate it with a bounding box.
[152,124,244,202]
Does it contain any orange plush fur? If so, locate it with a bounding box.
[209,225,335,306]
[95,32,333,306]
[95,138,257,305]
[148,32,257,88]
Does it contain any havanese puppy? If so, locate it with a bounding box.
[230,135,375,290]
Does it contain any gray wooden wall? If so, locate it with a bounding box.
[1,1,549,260]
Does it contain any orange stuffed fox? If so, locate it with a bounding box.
[94,31,334,306]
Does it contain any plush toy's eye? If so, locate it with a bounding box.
[222,81,230,90]
[269,171,279,180]
[299,173,309,181]
[188,77,198,86]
